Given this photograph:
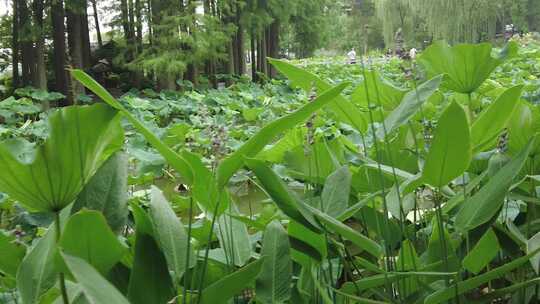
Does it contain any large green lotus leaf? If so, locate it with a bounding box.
[0,104,124,212]
[71,70,194,185]
[418,41,517,94]
[72,152,128,234]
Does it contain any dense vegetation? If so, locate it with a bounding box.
[1,1,540,304]
[0,33,539,303]
[1,0,540,98]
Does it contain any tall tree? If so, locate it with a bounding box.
[288,0,332,58]
[19,0,34,86]
[134,0,143,50]
[377,0,499,44]
[91,0,103,48]
[32,0,47,90]
[11,0,20,88]
[67,0,85,98]
[51,0,72,105]
[526,0,540,31]
[234,2,246,75]
[81,3,92,68]
[120,0,133,47]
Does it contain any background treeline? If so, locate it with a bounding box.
[0,0,539,101]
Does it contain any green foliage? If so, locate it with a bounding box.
[60,210,126,274]
[62,253,130,304]
[148,186,195,282]
[128,208,175,304]
[0,104,124,212]
[321,166,351,217]
[256,221,292,304]
[424,248,540,304]
[471,86,523,152]
[376,75,443,139]
[199,258,265,304]
[419,41,517,94]
[376,0,538,45]
[0,231,25,278]
[455,138,536,232]
[422,101,471,187]
[245,158,321,233]
[217,80,350,187]
[1,40,540,304]
[71,70,195,184]
[462,228,500,274]
[215,205,252,267]
[16,225,57,304]
[269,58,367,133]
[72,152,129,233]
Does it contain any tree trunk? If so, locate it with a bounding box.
[32,0,47,91]
[260,31,268,77]
[52,0,71,105]
[205,60,216,88]
[91,0,102,48]
[203,0,215,88]
[151,0,173,90]
[67,3,85,99]
[256,37,262,79]
[267,20,280,78]
[128,0,135,39]
[250,32,257,81]
[124,0,136,65]
[11,0,20,88]
[19,0,34,87]
[81,2,92,68]
[120,0,131,43]
[158,74,176,91]
[226,40,235,86]
[135,0,143,50]
[186,64,198,87]
[147,0,153,45]
[235,4,245,75]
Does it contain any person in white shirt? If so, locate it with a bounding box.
[347,48,357,64]
[409,48,417,60]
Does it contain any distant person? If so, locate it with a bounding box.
[409,48,417,60]
[505,24,515,41]
[347,48,357,64]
